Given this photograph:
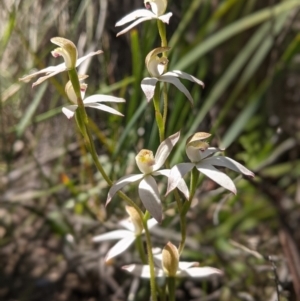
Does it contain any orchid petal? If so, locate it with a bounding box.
[166,163,194,195]
[160,75,194,105]
[122,264,165,278]
[141,77,158,102]
[115,9,155,26]
[32,67,66,87]
[147,218,159,229]
[152,169,169,177]
[75,50,103,67]
[178,261,199,270]
[83,94,125,104]
[105,236,136,262]
[203,156,254,177]
[84,103,124,116]
[118,219,135,232]
[116,16,153,36]
[139,176,162,223]
[158,12,173,24]
[178,267,223,278]
[166,70,204,87]
[153,131,180,171]
[200,147,220,160]
[196,161,237,194]
[62,105,78,119]
[93,230,133,242]
[106,174,144,205]
[19,63,65,82]
[177,179,190,200]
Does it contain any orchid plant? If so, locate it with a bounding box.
[115,0,172,37]
[63,75,125,119]
[106,131,189,223]
[93,206,158,262]
[123,242,223,279]
[19,37,102,87]
[19,0,255,300]
[141,47,205,105]
[167,132,255,196]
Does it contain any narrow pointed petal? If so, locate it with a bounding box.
[62,105,78,119]
[179,267,223,278]
[153,131,180,170]
[116,16,153,36]
[83,94,125,104]
[122,264,165,278]
[158,12,173,24]
[32,67,66,87]
[115,9,155,26]
[166,70,204,87]
[177,179,190,200]
[147,218,159,229]
[141,77,158,102]
[203,156,254,177]
[160,75,194,105]
[152,169,169,177]
[75,50,103,67]
[93,230,133,242]
[19,63,65,82]
[197,162,237,194]
[166,163,194,195]
[139,176,162,223]
[106,174,144,205]
[84,103,124,116]
[178,261,199,270]
[118,219,135,232]
[200,147,220,160]
[105,236,136,262]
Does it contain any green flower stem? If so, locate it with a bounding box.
[135,235,147,264]
[143,211,158,301]
[167,277,176,301]
[162,83,168,134]
[157,20,167,48]
[157,20,168,142]
[68,68,85,109]
[178,167,199,254]
[153,84,165,142]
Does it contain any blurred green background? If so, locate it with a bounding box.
[0,0,300,300]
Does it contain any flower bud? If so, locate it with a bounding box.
[144,0,168,16]
[125,206,144,235]
[135,149,155,174]
[51,37,78,69]
[65,75,88,104]
[162,242,179,277]
[186,132,211,162]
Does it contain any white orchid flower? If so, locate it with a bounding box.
[106,131,189,223]
[62,75,125,119]
[19,37,102,87]
[141,47,204,105]
[93,206,158,262]
[167,132,255,196]
[123,242,223,279]
[115,0,172,37]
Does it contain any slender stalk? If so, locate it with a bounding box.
[157,20,168,48]
[178,167,199,254]
[157,20,168,142]
[153,84,164,142]
[167,277,176,301]
[143,211,158,301]
[135,235,147,264]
